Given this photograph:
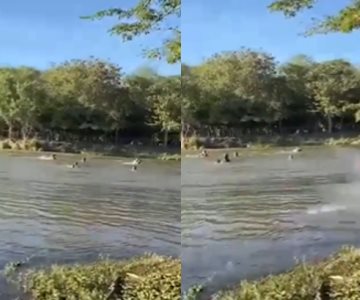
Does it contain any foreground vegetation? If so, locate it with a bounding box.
[214,247,360,300]
[6,254,180,300]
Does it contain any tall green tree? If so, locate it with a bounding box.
[147,76,181,146]
[42,59,130,137]
[83,0,180,63]
[269,0,360,34]
[0,68,46,139]
[306,60,360,133]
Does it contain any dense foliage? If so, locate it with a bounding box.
[0,59,180,146]
[83,0,181,63]
[269,0,360,34]
[11,254,180,300]
[182,49,360,142]
[216,246,360,300]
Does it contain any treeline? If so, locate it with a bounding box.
[182,49,360,141]
[0,59,180,146]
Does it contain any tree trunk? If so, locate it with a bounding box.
[327,115,333,134]
[181,131,185,149]
[114,128,119,144]
[163,128,169,148]
[8,124,13,140]
[278,119,283,134]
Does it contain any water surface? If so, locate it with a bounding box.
[0,153,180,298]
[182,147,360,295]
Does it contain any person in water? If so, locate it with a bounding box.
[233,151,239,157]
[223,153,230,162]
[200,150,208,158]
[81,157,87,163]
[288,154,294,160]
[52,154,57,160]
[131,165,137,171]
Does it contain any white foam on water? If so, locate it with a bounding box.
[307,204,347,215]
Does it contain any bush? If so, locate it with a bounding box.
[215,247,360,300]
[184,135,202,150]
[0,139,12,149]
[15,254,180,300]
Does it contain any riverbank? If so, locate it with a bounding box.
[192,246,359,300]
[5,254,180,300]
[182,133,360,150]
[0,138,180,161]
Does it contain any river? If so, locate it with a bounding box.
[0,153,180,298]
[182,146,360,296]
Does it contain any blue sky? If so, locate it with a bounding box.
[182,0,360,66]
[0,0,179,75]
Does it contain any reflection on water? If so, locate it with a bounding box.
[182,147,360,295]
[0,153,180,298]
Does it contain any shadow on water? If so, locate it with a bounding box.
[182,146,360,296]
[0,153,180,298]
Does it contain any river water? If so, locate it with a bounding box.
[0,153,180,298]
[182,146,360,296]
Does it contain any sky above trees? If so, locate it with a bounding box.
[182,0,360,66]
[0,0,180,75]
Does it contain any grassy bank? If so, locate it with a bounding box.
[212,247,360,300]
[182,134,360,150]
[0,138,180,160]
[6,254,180,300]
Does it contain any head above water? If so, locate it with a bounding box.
[52,154,57,160]
[223,153,230,162]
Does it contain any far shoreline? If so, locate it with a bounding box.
[182,132,360,152]
[0,138,181,161]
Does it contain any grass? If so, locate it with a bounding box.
[5,254,180,300]
[214,246,360,300]
[183,285,204,300]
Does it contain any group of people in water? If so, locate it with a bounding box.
[38,154,87,168]
[38,154,142,171]
[197,146,303,164]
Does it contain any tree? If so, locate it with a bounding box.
[0,68,46,139]
[42,59,130,138]
[306,60,360,133]
[193,49,278,131]
[269,0,360,34]
[147,76,181,146]
[279,55,315,126]
[83,0,181,63]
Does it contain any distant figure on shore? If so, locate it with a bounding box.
[233,151,239,157]
[200,150,208,158]
[288,154,294,160]
[39,154,57,160]
[223,153,230,163]
[292,147,302,153]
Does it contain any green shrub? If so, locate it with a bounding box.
[184,135,202,150]
[16,254,180,300]
[0,139,12,149]
[216,247,360,300]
